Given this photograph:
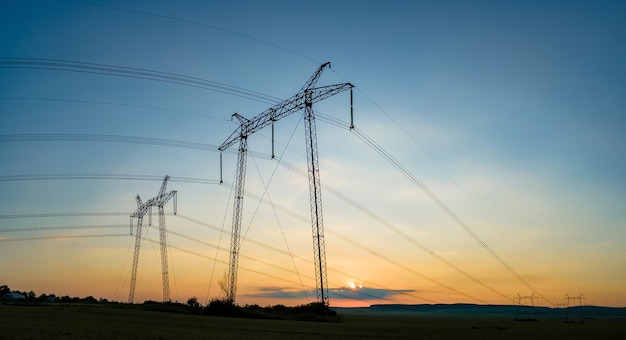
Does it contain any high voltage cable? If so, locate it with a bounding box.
[271,159,490,303]
[0,131,536,302]
[0,234,128,242]
[0,97,229,121]
[240,113,310,301]
[0,6,543,302]
[348,127,549,304]
[0,224,127,233]
[0,133,218,151]
[176,214,308,263]
[0,210,423,303]
[316,74,549,303]
[316,113,547,303]
[160,227,315,281]
[0,212,130,219]
[0,58,282,105]
[275,158,511,302]
[256,114,532,303]
[0,174,220,185]
[1,57,528,298]
[0,133,273,159]
[142,238,308,289]
[186,174,495,303]
[174,214,429,303]
[64,0,321,65]
[149,224,426,303]
[190,154,500,303]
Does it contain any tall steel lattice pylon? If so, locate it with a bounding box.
[219,62,352,305]
[225,114,250,301]
[303,89,329,305]
[128,175,177,303]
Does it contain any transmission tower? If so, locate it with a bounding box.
[128,175,177,303]
[514,292,538,321]
[563,293,586,320]
[219,62,353,305]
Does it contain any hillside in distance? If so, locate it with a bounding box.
[334,303,626,319]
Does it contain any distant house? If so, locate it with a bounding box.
[1,292,26,302]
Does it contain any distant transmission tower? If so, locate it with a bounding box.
[219,62,353,305]
[128,175,177,303]
[514,292,538,321]
[563,293,586,321]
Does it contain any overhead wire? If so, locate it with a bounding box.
[0,173,220,185]
[64,0,321,65]
[0,58,282,106]
[0,212,130,219]
[0,224,127,233]
[113,232,135,302]
[174,214,429,303]
[243,113,311,302]
[0,97,229,122]
[37,0,543,304]
[205,165,236,302]
[0,133,275,160]
[311,112,548,304]
[274,156,511,302]
[162,227,315,281]
[0,25,547,303]
[0,233,128,242]
[0,118,539,303]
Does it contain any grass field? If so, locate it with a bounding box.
[1,303,624,339]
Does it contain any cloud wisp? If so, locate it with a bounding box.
[245,286,416,301]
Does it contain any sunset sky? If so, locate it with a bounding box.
[1,1,625,308]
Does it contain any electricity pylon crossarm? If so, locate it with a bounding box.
[218,76,353,150]
[218,62,352,305]
[128,175,177,303]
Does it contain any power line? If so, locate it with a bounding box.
[348,126,550,304]
[0,212,130,219]
[173,214,429,303]
[0,233,128,242]
[0,224,127,233]
[0,97,229,121]
[0,58,282,105]
[0,53,548,303]
[64,0,321,65]
[315,113,547,303]
[148,222,431,303]
[0,133,217,151]
[0,173,220,185]
[0,133,274,159]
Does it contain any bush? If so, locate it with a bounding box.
[203,299,247,318]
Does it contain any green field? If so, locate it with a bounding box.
[1,304,624,339]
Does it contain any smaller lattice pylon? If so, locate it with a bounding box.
[514,292,538,321]
[128,175,177,303]
[563,294,586,321]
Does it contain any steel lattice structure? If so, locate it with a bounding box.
[219,62,353,305]
[128,175,177,303]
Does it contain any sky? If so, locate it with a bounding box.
[1,0,625,308]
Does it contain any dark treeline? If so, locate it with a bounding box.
[0,284,109,304]
[1,285,337,321]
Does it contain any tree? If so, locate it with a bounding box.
[217,271,228,299]
[186,296,200,308]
